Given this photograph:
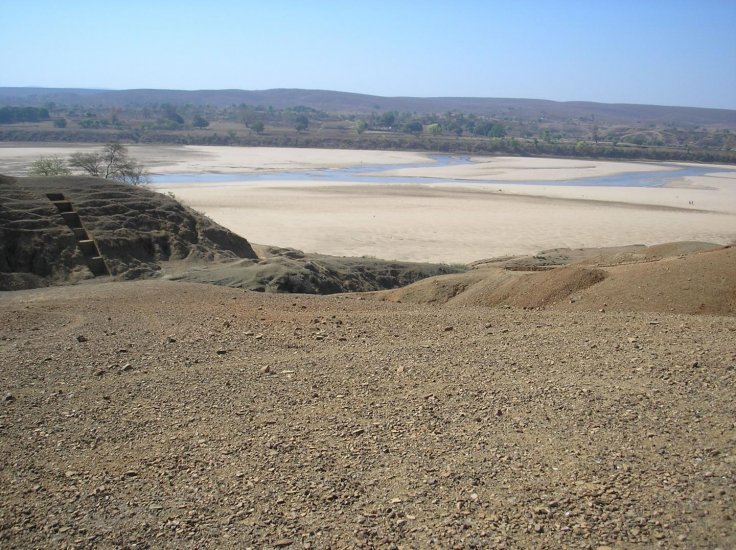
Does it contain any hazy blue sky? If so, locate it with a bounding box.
[3,1,735,108]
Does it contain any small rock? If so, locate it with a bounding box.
[274,539,293,548]
[76,335,87,343]
[534,523,544,533]
[121,363,133,372]
[396,365,405,373]
[351,428,365,436]
[216,349,227,355]
[443,326,453,332]
[3,393,15,403]
[260,365,272,374]
[692,361,700,368]
[166,336,177,343]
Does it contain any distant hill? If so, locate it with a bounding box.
[2,87,735,127]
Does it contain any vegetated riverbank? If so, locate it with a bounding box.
[1,127,735,164]
[2,86,736,165]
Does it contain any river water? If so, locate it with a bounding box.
[150,154,734,188]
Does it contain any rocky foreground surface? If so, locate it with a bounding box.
[1,280,734,548]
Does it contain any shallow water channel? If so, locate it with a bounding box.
[151,154,733,188]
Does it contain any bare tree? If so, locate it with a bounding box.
[28,155,71,176]
[69,143,149,185]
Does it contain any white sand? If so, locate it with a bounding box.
[160,181,736,263]
[142,146,429,174]
[3,145,735,263]
[0,144,428,176]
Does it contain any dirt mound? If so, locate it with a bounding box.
[380,244,734,315]
[484,266,607,308]
[169,245,465,294]
[571,241,723,266]
[380,267,515,304]
[560,245,736,315]
[472,241,724,271]
[0,175,257,289]
[380,265,606,308]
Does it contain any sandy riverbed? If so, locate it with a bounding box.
[0,144,428,175]
[364,155,676,181]
[2,145,735,263]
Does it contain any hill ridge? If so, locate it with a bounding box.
[1,87,734,126]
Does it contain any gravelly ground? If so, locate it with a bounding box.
[1,280,734,549]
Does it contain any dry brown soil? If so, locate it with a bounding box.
[1,280,735,548]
